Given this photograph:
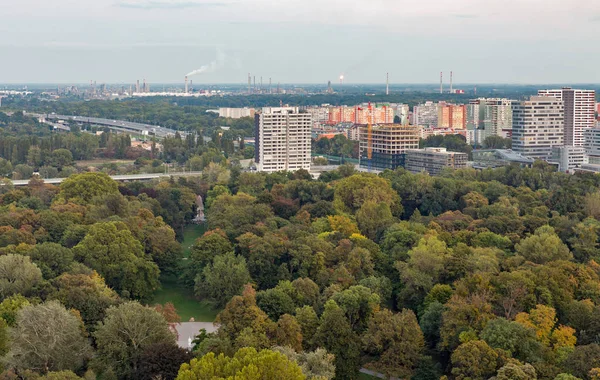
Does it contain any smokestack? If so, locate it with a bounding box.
[439,72,443,94]
[248,73,251,94]
[386,73,389,96]
[253,76,256,91]
[269,78,272,94]
[450,71,453,94]
[185,76,188,94]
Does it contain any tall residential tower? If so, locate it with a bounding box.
[538,88,596,146]
[255,107,312,173]
[511,96,564,160]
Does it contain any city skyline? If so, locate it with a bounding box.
[2,0,600,84]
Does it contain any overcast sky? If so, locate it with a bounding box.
[1,0,599,84]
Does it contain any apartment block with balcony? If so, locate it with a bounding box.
[255,107,312,173]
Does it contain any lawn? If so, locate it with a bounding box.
[150,224,218,322]
[181,223,207,258]
[151,274,218,322]
[358,373,381,380]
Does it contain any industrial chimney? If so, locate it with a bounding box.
[185,76,188,94]
[439,72,443,94]
[450,71,453,94]
[386,73,389,96]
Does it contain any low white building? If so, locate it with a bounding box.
[550,146,588,173]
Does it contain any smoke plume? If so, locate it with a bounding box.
[186,49,226,77]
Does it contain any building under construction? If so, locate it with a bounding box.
[359,123,419,172]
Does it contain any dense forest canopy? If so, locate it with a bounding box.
[2,159,600,379]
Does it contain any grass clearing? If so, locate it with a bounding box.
[181,223,207,258]
[151,223,218,322]
[151,274,218,322]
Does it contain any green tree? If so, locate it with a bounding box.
[23,242,73,279]
[74,221,160,300]
[395,235,450,308]
[185,229,233,284]
[564,344,600,379]
[215,285,272,342]
[480,318,541,363]
[0,158,13,177]
[0,254,43,300]
[4,301,92,374]
[451,340,499,380]
[313,300,361,380]
[333,173,401,216]
[356,201,395,240]
[362,308,425,379]
[515,225,572,264]
[256,287,296,321]
[494,361,537,380]
[273,346,336,380]
[207,192,274,238]
[295,306,320,350]
[134,342,192,380]
[195,252,252,308]
[175,347,305,380]
[0,294,30,326]
[275,314,303,352]
[331,285,380,332]
[58,172,119,204]
[49,271,120,331]
[93,301,176,379]
[49,148,73,169]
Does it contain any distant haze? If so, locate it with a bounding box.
[1,0,600,84]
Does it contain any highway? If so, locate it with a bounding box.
[26,112,186,138]
[8,171,203,186]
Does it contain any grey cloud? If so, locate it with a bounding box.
[115,0,228,9]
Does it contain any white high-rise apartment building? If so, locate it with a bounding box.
[255,107,312,172]
[538,88,595,146]
[512,96,564,160]
[412,101,439,127]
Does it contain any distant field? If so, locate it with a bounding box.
[151,223,217,322]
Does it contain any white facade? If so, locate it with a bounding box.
[550,146,588,173]
[413,101,439,127]
[538,88,596,146]
[219,107,255,118]
[255,107,312,173]
[303,106,330,124]
[512,96,564,161]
